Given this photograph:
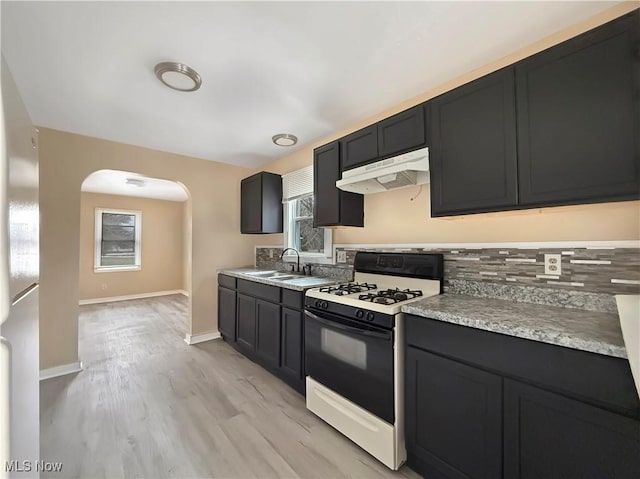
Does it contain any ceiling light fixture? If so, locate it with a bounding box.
[126,178,146,187]
[154,62,202,92]
[272,133,298,147]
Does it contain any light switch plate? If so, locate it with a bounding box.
[337,250,347,263]
[544,254,562,276]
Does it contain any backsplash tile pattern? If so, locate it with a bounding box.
[331,246,640,295]
[255,245,640,302]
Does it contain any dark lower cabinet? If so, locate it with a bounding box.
[504,379,640,479]
[313,141,364,227]
[236,293,256,354]
[516,10,640,208]
[255,299,280,368]
[405,314,640,479]
[217,286,236,342]
[280,307,304,384]
[218,276,305,394]
[427,67,518,216]
[406,347,503,479]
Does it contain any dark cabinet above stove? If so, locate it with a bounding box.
[240,171,283,234]
[339,105,427,173]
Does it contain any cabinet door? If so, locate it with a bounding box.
[428,67,518,216]
[240,174,262,233]
[280,307,303,382]
[314,142,341,226]
[255,299,280,369]
[378,104,426,158]
[340,125,378,171]
[516,11,640,207]
[406,347,502,479]
[504,379,640,479]
[236,293,256,353]
[313,142,364,227]
[217,286,236,342]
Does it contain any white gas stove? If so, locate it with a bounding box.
[303,252,444,470]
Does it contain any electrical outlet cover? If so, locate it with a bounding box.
[337,251,347,263]
[544,254,562,276]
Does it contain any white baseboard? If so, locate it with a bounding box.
[79,289,189,305]
[184,331,221,345]
[40,361,83,381]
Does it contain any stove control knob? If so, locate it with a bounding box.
[366,312,375,321]
[356,309,364,319]
[315,300,321,308]
[321,301,329,310]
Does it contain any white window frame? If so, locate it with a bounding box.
[94,208,142,272]
[283,195,333,264]
[281,166,333,265]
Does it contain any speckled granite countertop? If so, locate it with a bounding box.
[219,267,340,291]
[402,294,627,359]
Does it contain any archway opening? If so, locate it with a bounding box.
[78,169,192,350]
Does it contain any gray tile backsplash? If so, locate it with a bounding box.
[255,244,639,312]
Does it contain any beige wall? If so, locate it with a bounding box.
[39,129,256,369]
[78,192,185,300]
[254,2,640,248]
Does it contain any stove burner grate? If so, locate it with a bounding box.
[358,288,423,305]
[319,282,378,296]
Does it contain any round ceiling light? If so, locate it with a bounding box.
[272,133,298,147]
[154,62,202,92]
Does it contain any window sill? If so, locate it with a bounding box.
[94,266,141,273]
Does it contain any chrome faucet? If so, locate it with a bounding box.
[280,248,300,273]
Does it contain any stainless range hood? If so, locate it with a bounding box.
[336,147,429,194]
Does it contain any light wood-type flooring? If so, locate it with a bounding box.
[40,295,419,479]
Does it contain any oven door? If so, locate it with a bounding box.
[305,308,394,424]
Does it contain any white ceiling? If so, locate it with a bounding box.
[1,1,618,168]
[82,170,189,202]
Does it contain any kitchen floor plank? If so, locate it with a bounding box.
[40,294,416,478]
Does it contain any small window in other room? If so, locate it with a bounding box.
[94,208,142,272]
[283,166,332,261]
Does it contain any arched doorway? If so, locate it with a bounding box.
[77,169,192,348]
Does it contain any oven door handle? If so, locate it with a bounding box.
[305,310,392,341]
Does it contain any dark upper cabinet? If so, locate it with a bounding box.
[340,125,378,171]
[255,299,281,369]
[280,307,304,383]
[516,10,640,207]
[406,347,503,479]
[218,286,236,342]
[377,104,426,158]
[236,293,256,354]
[240,172,283,234]
[428,67,519,216]
[313,141,364,227]
[504,379,640,479]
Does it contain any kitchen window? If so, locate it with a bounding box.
[94,208,142,272]
[282,166,332,263]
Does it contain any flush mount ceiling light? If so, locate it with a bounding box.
[272,133,298,147]
[126,178,146,187]
[154,62,202,92]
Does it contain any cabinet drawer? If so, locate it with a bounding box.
[406,315,640,418]
[237,278,280,303]
[282,289,304,310]
[218,274,236,289]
